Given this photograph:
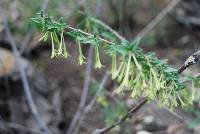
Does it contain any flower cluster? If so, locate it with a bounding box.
[31,12,194,108]
[31,12,69,58]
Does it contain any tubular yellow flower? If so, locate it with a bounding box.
[77,40,86,65]
[111,53,117,77]
[94,47,104,69]
[132,53,142,71]
[58,30,64,56]
[116,52,132,93]
[122,52,131,86]
[39,31,49,42]
[50,32,56,58]
[112,58,124,80]
[117,61,126,82]
[63,42,70,58]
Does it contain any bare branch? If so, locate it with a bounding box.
[154,100,184,122]
[85,71,109,113]
[66,26,115,45]
[95,0,101,17]
[66,46,94,134]
[41,0,49,11]
[3,19,52,134]
[73,71,110,134]
[19,29,34,54]
[0,120,45,134]
[90,18,126,42]
[93,97,148,134]
[135,0,181,40]
[178,50,200,73]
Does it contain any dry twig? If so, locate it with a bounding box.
[4,19,52,134]
[135,0,181,39]
[66,46,94,134]
[73,71,110,134]
[0,120,45,134]
[93,97,148,134]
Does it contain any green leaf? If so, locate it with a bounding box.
[164,67,177,73]
[107,44,128,56]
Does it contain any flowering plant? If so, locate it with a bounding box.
[31,12,196,108]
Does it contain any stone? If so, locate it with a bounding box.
[0,47,34,79]
[194,124,200,134]
[136,130,152,134]
[0,48,15,77]
[143,116,156,125]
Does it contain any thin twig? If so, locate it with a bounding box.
[41,0,49,11]
[95,0,101,17]
[19,0,49,54]
[3,19,52,134]
[89,18,126,42]
[178,50,200,73]
[73,71,110,134]
[66,46,94,134]
[66,0,181,46]
[93,97,148,134]
[19,29,34,54]
[79,46,94,108]
[119,0,126,35]
[65,0,179,46]
[69,0,181,44]
[135,0,181,40]
[85,71,109,113]
[66,26,115,45]
[154,100,184,122]
[0,120,45,134]
[0,116,15,134]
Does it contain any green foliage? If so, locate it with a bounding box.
[186,105,200,129]
[90,82,128,126]
[184,77,200,129]
[31,12,195,108]
[104,103,127,126]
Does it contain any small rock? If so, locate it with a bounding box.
[0,48,15,77]
[136,130,152,134]
[194,124,200,134]
[135,124,144,131]
[0,47,34,79]
[126,99,135,107]
[142,116,166,131]
[143,116,155,125]
[167,123,188,134]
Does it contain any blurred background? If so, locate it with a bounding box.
[0,0,200,134]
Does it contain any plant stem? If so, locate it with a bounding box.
[92,97,148,134]
[66,26,115,45]
[135,0,181,40]
[66,46,94,134]
[89,18,126,41]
